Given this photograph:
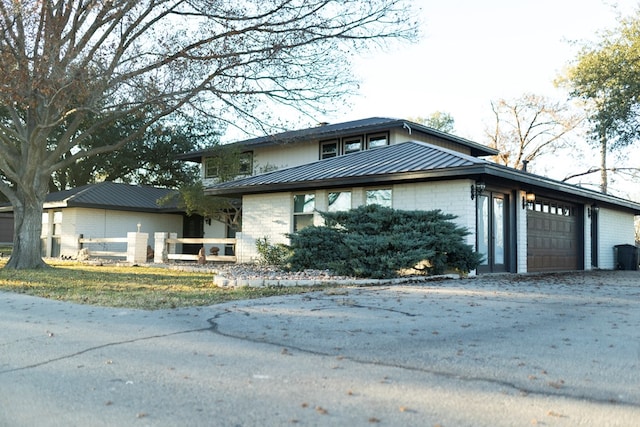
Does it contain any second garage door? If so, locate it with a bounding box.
[527,199,580,272]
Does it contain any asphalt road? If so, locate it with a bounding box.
[1,270,639,426]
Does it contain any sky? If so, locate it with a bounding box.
[325,0,638,141]
[220,0,639,198]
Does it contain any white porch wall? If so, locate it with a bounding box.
[48,207,182,258]
[203,219,227,254]
[597,207,636,269]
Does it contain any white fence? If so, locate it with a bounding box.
[78,236,128,258]
[154,233,236,263]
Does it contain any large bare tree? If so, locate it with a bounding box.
[485,93,583,172]
[0,0,417,269]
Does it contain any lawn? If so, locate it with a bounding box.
[0,260,331,310]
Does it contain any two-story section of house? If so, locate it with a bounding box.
[179,117,640,274]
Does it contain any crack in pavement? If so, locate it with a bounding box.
[207,310,640,410]
[0,327,212,375]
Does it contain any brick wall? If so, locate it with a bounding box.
[236,180,479,264]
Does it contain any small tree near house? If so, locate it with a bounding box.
[287,205,482,279]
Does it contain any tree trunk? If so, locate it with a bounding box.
[5,191,49,270]
[599,129,608,194]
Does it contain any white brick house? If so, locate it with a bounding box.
[181,117,640,273]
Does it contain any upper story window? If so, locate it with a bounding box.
[343,137,363,154]
[205,152,253,180]
[367,133,389,149]
[320,140,338,159]
[319,132,388,160]
[238,153,253,175]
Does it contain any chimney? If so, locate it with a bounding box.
[522,160,529,172]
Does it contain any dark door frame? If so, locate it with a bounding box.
[476,190,511,274]
[590,208,599,267]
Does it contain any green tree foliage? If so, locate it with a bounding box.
[288,205,481,278]
[49,115,216,191]
[163,182,242,231]
[0,0,418,269]
[409,112,455,133]
[561,10,640,192]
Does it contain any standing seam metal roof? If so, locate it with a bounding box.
[44,181,179,212]
[208,141,484,191]
[179,117,498,161]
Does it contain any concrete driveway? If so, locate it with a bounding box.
[1,270,638,426]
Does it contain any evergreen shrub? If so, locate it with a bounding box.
[288,205,482,278]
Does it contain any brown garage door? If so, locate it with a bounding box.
[527,200,580,272]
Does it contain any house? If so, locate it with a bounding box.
[179,117,640,273]
[1,182,187,258]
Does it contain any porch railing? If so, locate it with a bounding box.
[78,236,128,258]
[163,237,236,263]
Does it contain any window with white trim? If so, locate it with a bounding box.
[320,140,338,159]
[367,133,389,149]
[204,152,253,180]
[293,194,315,231]
[343,136,363,154]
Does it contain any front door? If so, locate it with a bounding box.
[477,192,508,273]
[182,214,204,255]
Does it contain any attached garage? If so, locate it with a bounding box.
[527,198,582,272]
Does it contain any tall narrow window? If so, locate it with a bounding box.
[366,189,392,207]
[293,194,315,231]
[53,211,63,236]
[320,140,338,159]
[328,191,351,212]
[238,152,253,175]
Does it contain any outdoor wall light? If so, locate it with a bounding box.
[470,181,486,200]
[588,204,599,218]
[522,191,535,209]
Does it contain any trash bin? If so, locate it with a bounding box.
[614,244,639,270]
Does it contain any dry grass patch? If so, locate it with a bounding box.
[0,260,330,310]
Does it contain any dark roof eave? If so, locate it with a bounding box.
[63,201,183,213]
[205,163,640,214]
[483,165,640,213]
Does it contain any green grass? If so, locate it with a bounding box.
[0,260,333,310]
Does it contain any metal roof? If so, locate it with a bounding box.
[206,141,484,193]
[43,182,180,212]
[179,117,498,161]
[205,141,640,214]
